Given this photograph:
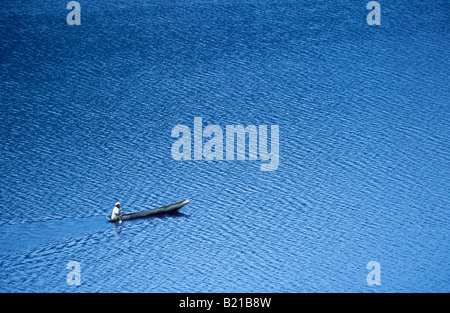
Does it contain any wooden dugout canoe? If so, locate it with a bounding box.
[106,200,190,222]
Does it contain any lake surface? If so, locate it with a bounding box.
[0,0,449,292]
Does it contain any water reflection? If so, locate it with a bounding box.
[112,223,121,239]
[109,211,188,239]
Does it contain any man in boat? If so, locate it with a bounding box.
[111,202,121,220]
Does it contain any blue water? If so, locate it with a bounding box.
[1,0,449,292]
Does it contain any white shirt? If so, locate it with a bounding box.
[111,206,120,219]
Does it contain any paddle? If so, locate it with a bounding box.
[118,207,124,224]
